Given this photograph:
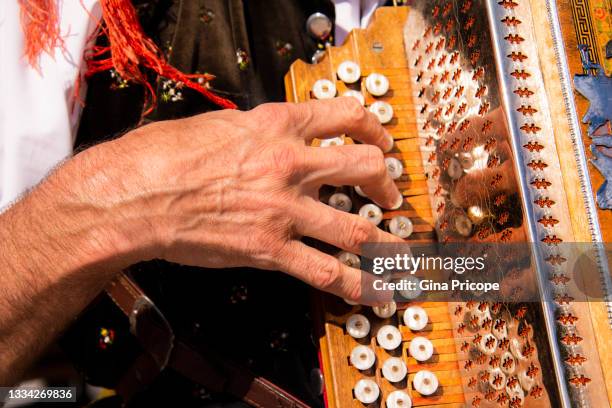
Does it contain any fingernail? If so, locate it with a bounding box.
[383,131,395,153]
[391,193,404,210]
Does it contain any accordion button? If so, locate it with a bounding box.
[354,185,368,197]
[353,379,380,404]
[337,251,361,269]
[312,79,336,100]
[409,336,434,362]
[403,305,428,331]
[337,61,361,84]
[365,73,389,96]
[398,275,422,300]
[305,12,332,40]
[328,192,352,212]
[350,345,376,370]
[389,215,413,238]
[342,90,365,106]
[382,357,407,382]
[454,214,473,237]
[372,301,397,318]
[413,370,439,396]
[319,136,344,147]
[369,101,394,124]
[447,157,463,179]
[359,203,383,225]
[386,390,412,408]
[489,367,506,391]
[385,157,403,180]
[376,324,402,350]
[346,314,370,339]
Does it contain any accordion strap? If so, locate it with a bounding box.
[105,273,310,408]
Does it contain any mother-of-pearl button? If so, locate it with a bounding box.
[382,357,407,382]
[359,203,383,225]
[389,216,413,238]
[372,301,396,318]
[385,157,404,180]
[337,61,361,83]
[376,325,402,350]
[403,306,428,331]
[346,314,370,339]
[489,368,506,390]
[349,345,376,370]
[319,136,344,147]
[398,276,422,300]
[413,370,439,396]
[365,73,389,96]
[369,101,394,124]
[337,251,360,268]
[409,336,434,362]
[328,193,352,212]
[312,79,336,100]
[386,390,412,408]
[342,90,365,106]
[353,379,380,404]
[479,333,498,355]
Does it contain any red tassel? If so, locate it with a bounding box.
[21,0,237,113]
[19,0,65,70]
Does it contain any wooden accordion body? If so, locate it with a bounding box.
[285,3,612,408]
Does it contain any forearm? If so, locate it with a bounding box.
[0,140,154,385]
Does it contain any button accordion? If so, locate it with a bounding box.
[285,3,612,408]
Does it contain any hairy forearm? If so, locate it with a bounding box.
[0,140,154,385]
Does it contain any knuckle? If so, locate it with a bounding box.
[341,97,368,123]
[361,146,386,179]
[252,103,291,130]
[343,218,373,252]
[312,260,342,290]
[268,144,303,179]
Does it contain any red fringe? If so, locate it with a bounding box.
[20,0,237,113]
[19,0,65,71]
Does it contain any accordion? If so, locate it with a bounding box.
[285,2,612,407]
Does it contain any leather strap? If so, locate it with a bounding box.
[106,272,310,408]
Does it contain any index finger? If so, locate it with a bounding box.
[287,97,395,152]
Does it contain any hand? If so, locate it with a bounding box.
[109,97,404,300]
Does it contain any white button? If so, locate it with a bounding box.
[489,368,506,391]
[369,101,394,124]
[519,369,535,392]
[376,325,402,350]
[510,338,527,361]
[372,301,397,319]
[320,136,344,147]
[501,351,516,375]
[479,333,498,355]
[382,357,407,382]
[409,336,434,362]
[337,61,361,83]
[454,214,473,237]
[403,306,428,331]
[312,79,336,99]
[413,370,439,396]
[346,314,370,339]
[366,73,389,96]
[359,203,383,225]
[385,157,404,179]
[328,193,352,212]
[337,251,361,268]
[386,390,412,408]
[389,216,413,238]
[349,345,376,370]
[397,276,422,300]
[306,13,333,39]
[354,185,368,197]
[447,158,463,179]
[353,379,379,404]
[342,90,365,106]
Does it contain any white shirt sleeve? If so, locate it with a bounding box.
[0,0,101,210]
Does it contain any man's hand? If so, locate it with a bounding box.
[0,98,402,384]
[113,97,403,299]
